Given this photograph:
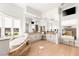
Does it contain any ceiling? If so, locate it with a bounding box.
[16,3,61,13]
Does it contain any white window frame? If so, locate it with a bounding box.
[0,12,21,39]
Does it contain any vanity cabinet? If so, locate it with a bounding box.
[29,32,57,43]
[46,34,56,43]
[29,33,42,42]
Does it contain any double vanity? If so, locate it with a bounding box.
[29,31,58,43]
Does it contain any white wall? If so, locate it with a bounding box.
[0,3,25,55]
[42,7,59,30]
[61,3,79,47]
[26,6,60,33]
[0,3,26,35]
[76,4,79,46]
[41,7,59,44]
[62,19,77,26]
[26,8,42,33]
[42,7,59,21]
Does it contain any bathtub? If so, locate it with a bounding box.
[9,33,29,52]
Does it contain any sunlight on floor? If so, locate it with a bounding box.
[39,46,44,49]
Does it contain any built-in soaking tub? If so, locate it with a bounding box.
[9,33,30,53]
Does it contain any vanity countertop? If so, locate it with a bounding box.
[29,32,56,35]
[29,32,41,35]
[46,32,56,35]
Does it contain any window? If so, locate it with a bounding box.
[0,12,21,38]
[5,28,11,36]
[0,28,1,37]
[14,19,20,28]
[4,16,12,36]
[0,16,2,37]
[13,19,20,36]
[13,28,19,35]
[4,16,12,28]
[0,16,2,27]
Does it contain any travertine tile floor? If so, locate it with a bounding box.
[27,40,79,56]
